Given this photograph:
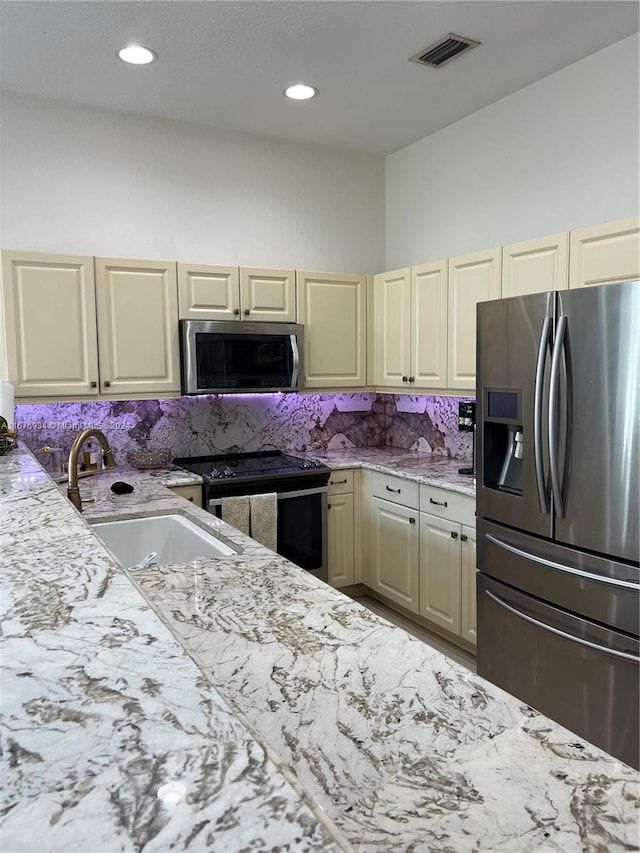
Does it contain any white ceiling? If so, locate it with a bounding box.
[1,1,638,155]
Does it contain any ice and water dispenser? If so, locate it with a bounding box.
[482,390,524,495]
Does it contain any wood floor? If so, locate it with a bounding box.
[355,595,477,674]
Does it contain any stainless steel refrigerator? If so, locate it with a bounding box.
[476,280,639,769]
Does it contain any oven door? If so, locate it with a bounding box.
[277,486,328,581]
[208,485,328,582]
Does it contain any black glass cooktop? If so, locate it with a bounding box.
[173,450,329,484]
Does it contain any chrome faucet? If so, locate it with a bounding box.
[67,428,117,512]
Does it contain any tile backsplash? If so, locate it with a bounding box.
[15,393,474,463]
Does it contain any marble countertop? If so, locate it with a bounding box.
[298,447,476,497]
[2,445,638,852]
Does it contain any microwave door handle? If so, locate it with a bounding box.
[290,334,300,389]
[549,315,567,518]
[534,316,552,514]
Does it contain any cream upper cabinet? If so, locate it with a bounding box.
[177,263,295,321]
[240,268,296,322]
[501,232,569,298]
[296,270,367,388]
[411,260,448,389]
[1,251,100,398]
[95,257,180,397]
[374,267,411,388]
[177,263,240,320]
[447,247,501,390]
[374,261,448,390]
[569,216,640,289]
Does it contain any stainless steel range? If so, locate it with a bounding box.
[173,451,330,581]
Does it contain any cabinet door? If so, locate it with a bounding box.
[296,270,367,388]
[370,496,419,613]
[419,512,462,635]
[411,260,448,389]
[569,216,640,289]
[460,524,477,646]
[448,248,501,390]
[502,233,569,297]
[95,257,180,397]
[240,267,296,322]
[373,268,411,388]
[168,484,203,508]
[177,263,240,320]
[327,492,355,588]
[1,251,99,398]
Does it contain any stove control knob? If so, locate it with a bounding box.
[302,460,319,469]
[222,467,236,478]
[208,467,221,479]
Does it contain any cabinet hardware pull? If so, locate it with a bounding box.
[244,309,250,315]
[188,497,194,502]
[233,308,240,315]
[386,485,401,493]
[90,381,97,388]
[402,376,408,382]
[104,381,111,387]
[328,503,332,510]
[331,479,348,485]
[461,534,467,541]
[451,531,459,539]
[429,497,448,507]
[409,517,416,524]
[409,376,415,382]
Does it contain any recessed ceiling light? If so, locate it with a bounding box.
[284,84,318,101]
[117,44,158,66]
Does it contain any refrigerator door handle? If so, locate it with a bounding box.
[549,315,567,518]
[485,531,640,590]
[534,316,552,514]
[484,589,640,663]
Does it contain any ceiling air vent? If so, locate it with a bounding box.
[410,33,480,69]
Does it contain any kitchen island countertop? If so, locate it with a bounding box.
[1,445,638,852]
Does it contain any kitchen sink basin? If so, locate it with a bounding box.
[90,513,236,569]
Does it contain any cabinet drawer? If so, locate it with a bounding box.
[420,485,475,527]
[372,472,419,509]
[328,469,354,495]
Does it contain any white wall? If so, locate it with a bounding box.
[0,92,385,272]
[385,35,640,269]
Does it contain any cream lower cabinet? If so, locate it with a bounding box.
[419,485,476,647]
[167,483,203,508]
[1,251,100,397]
[366,472,420,613]
[373,261,447,391]
[569,216,640,289]
[177,263,296,322]
[296,270,367,388]
[328,478,354,590]
[95,257,180,397]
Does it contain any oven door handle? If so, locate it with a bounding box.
[277,486,327,501]
[208,485,327,511]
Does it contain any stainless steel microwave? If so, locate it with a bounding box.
[179,320,305,395]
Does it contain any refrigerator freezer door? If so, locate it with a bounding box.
[478,518,640,636]
[477,574,640,770]
[555,281,639,563]
[476,291,553,538]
